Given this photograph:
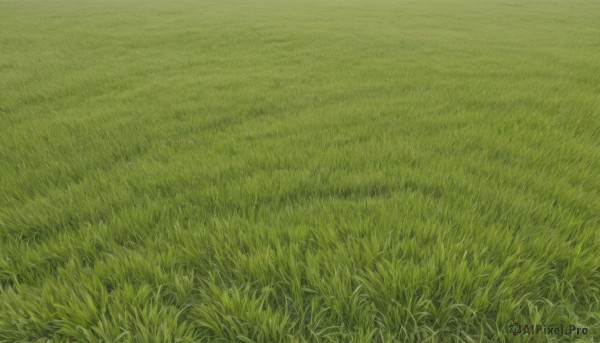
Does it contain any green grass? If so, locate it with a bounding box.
[1,0,600,341]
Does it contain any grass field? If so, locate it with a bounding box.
[1,0,600,341]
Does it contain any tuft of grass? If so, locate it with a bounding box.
[1,0,599,341]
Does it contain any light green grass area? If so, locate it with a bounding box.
[1,0,600,341]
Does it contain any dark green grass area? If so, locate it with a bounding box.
[1,0,600,341]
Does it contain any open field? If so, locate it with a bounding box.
[1,0,600,341]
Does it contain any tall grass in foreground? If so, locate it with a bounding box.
[1,0,599,341]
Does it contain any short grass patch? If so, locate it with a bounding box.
[1,0,600,341]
